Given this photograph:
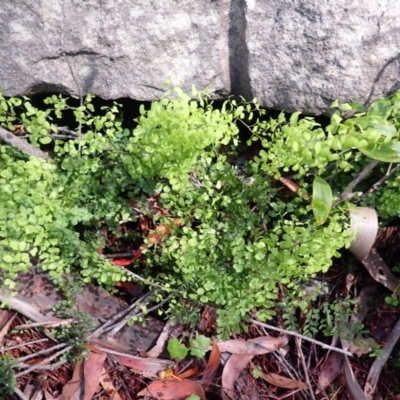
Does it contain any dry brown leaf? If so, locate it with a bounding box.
[99,367,123,400]
[259,371,307,390]
[221,336,288,399]
[117,354,171,378]
[0,310,11,331]
[57,352,106,400]
[202,342,220,391]
[222,354,253,399]
[317,352,343,392]
[279,176,300,192]
[217,335,288,355]
[137,379,206,400]
[58,360,84,400]
[176,366,199,380]
[82,352,107,400]
[0,313,16,344]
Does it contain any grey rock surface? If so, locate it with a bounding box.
[0,0,399,114]
[246,0,400,114]
[0,0,231,100]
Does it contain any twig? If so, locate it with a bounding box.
[363,163,400,197]
[123,269,170,292]
[364,316,400,399]
[18,134,79,141]
[4,338,49,351]
[57,126,78,136]
[296,338,315,400]
[15,342,68,364]
[135,294,171,317]
[105,294,171,336]
[279,388,304,399]
[0,126,51,160]
[258,327,300,382]
[88,344,174,368]
[90,293,147,337]
[14,318,75,330]
[12,387,30,400]
[250,319,353,356]
[14,345,73,378]
[15,359,68,372]
[98,292,153,336]
[104,252,137,259]
[50,134,80,140]
[333,160,379,206]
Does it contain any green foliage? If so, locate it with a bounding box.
[385,293,400,307]
[124,87,239,190]
[0,90,130,287]
[0,354,16,395]
[167,337,189,360]
[167,334,211,360]
[1,86,400,339]
[252,366,263,379]
[189,334,212,358]
[312,176,332,225]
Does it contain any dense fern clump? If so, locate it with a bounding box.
[1,87,400,336]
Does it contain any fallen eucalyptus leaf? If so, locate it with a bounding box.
[221,336,288,399]
[317,352,343,392]
[137,379,206,400]
[349,207,378,261]
[259,371,307,390]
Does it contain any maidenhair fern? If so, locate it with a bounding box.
[0,86,400,335]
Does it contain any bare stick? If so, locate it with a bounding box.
[135,294,171,316]
[250,319,353,356]
[14,345,73,378]
[257,326,301,381]
[0,126,51,160]
[13,387,30,400]
[15,359,68,372]
[4,338,49,351]
[57,126,78,136]
[296,338,315,400]
[334,160,379,206]
[106,292,171,335]
[16,342,68,364]
[123,269,170,292]
[363,163,400,197]
[14,318,75,330]
[88,344,174,369]
[364,316,400,399]
[104,252,137,259]
[91,292,152,336]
